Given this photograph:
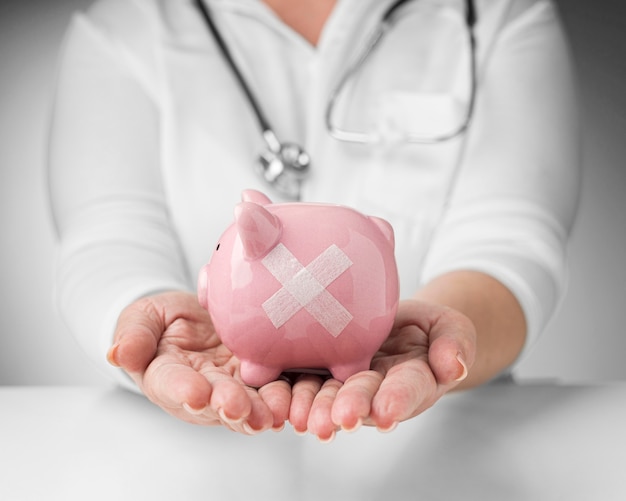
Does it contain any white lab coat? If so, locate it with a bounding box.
[48,0,580,387]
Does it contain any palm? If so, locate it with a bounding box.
[289,300,474,438]
[365,305,451,426]
[155,310,239,377]
[110,291,290,431]
[372,318,430,376]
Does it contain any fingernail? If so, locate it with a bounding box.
[218,407,245,426]
[455,353,468,382]
[183,402,207,416]
[376,421,398,433]
[243,422,263,435]
[292,427,308,436]
[341,417,363,433]
[317,430,336,444]
[271,422,286,433]
[107,344,121,367]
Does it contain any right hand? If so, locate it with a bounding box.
[107,291,292,433]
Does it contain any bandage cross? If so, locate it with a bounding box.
[261,243,353,337]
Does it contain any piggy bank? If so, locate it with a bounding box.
[197,189,399,387]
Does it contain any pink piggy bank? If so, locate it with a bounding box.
[197,189,399,387]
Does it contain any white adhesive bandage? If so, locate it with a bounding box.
[261,243,353,337]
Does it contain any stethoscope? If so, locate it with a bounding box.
[195,0,477,199]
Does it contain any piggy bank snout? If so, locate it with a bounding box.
[197,264,210,310]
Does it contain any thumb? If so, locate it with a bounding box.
[427,307,476,386]
[108,297,164,374]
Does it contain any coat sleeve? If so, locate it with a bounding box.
[48,8,191,389]
[420,0,581,364]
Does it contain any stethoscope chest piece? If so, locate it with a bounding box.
[257,131,310,199]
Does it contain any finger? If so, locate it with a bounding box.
[142,355,215,420]
[392,301,475,387]
[428,336,469,385]
[427,309,476,386]
[288,375,324,434]
[330,370,383,432]
[142,355,256,428]
[258,379,292,431]
[108,299,163,374]
[199,368,254,425]
[239,386,276,434]
[307,379,343,442]
[370,359,436,431]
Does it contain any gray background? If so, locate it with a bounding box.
[1,0,624,385]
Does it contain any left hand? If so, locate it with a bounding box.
[288,299,477,441]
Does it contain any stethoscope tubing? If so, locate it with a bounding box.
[325,0,477,144]
[193,0,477,197]
[195,0,476,148]
[194,0,275,142]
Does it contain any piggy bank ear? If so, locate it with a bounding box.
[235,201,282,260]
[369,216,395,249]
[241,189,273,206]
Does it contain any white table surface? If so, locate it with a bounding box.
[1,382,624,501]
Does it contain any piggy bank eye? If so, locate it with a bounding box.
[216,243,221,251]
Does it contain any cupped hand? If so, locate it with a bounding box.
[289,299,477,441]
[107,291,291,433]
